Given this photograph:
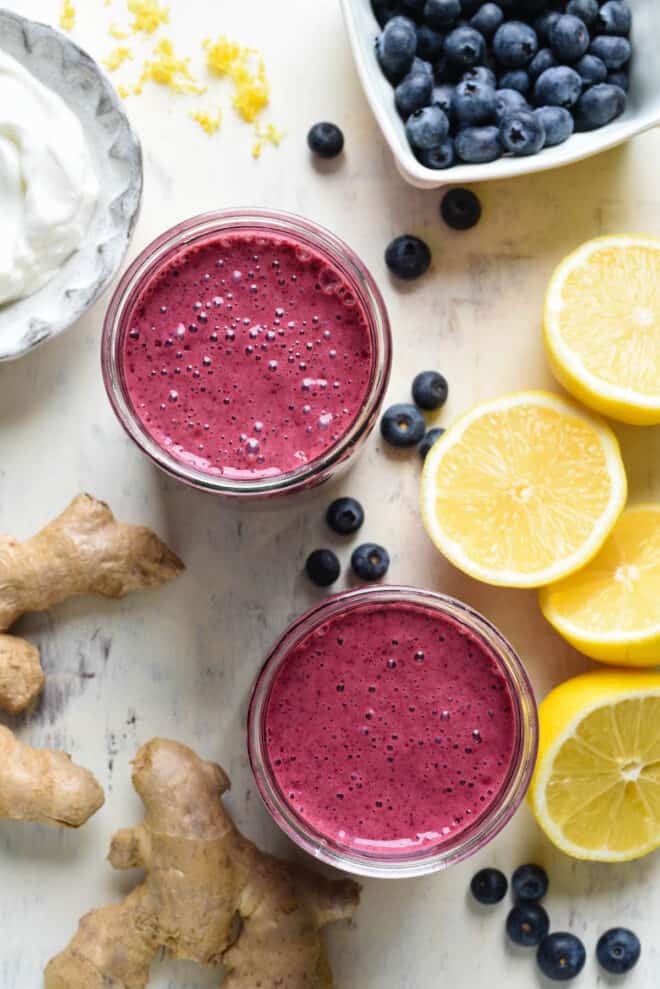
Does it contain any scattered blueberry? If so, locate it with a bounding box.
[549,14,590,63]
[470,867,508,905]
[499,69,531,96]
[529,48,557,80]
[417,140,456,169]
[493,21,538,69]
[500,109,545,155]
[534,105,574,146]
[534,66,582,108]
[575,82,626,129]
[494,87,529,123]
[596,1,632,37]
[566,0,599,28]
[452,79,498,125]
[607,70,629,91]
[506,903,551,947]
[416,24,445,61]
[395,72,434,118]
[424,0,461,29]
[596,928,641,975]
[444,26,486,71]
[385,235,432,280]
[351,543,391,581]
[512,863,549,902]
[376,15,418,82]
[589,35,632,71]
[575,53,607,87]
[412,369,449,408]
[305,549,341,587]
[470,3,504,39]
[381,403,427,446]
[440,187,481,229]
[406,104,450,148]
[455,125,502,163]
[463,65,497,88]
[419,427,445,459]
[326,497,365,536]
[307,122,345,159]
[537,933,586,982]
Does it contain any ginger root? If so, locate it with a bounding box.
[0,725,104,827]
[45,738,360,989]
[0,494,184,713]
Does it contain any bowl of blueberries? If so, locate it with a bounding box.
[341,0,660,187]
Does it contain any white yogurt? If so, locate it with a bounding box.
[0,51,99,305]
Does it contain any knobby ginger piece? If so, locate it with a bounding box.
[0,634,44,713]
[45,738,360,988]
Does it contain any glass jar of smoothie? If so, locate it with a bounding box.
[248,586,538,878]
[102,210,390,499]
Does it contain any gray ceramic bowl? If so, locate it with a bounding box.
[0,10,143,360]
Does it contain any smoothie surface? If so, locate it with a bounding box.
[122,229,373,479]
[265,602,517,854]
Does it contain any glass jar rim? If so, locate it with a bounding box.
[248,585,538,879]
[101,208,391,497]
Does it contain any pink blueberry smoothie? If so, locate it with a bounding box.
[264,602,517,855]
[122,230,373,479]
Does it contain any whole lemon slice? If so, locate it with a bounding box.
[420,391,627,588]
[530,670,660,862]
[540,504,660,666]
[544,235,660,425]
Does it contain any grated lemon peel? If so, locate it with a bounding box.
[252,122,284,158]
[203,36,270,123]
[60,0,76,31]
[104,47,133,71]
[128,0,169,34]
[109,23,129,39]
[117,84,129,98]
[190,108,222,135]
[135,38,206,95]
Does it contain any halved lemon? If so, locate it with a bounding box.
[540,504,660,666]
[530,670,660,862]
[420,391,627,588]
[544,235,660,425]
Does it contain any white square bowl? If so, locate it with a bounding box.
[341,0,660,188]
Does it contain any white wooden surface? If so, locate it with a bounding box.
[1,2,659,987]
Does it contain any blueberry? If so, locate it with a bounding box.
[607,70,629,91]
[444,26,486,71]
[412,370,449,408]
[424,0,461,28]
[500,109,545,155]
[534,105,574,146]
[351,543,390,581]
[395,72,434,117]
[410,56,434,77]
[416,24,445,62]
[596,1,632,37]
[506,904,551,947]
[529,48,557,81]
[499,70,531,96]
[511,864,548,902]
[470,867,508,905]
[575,82,626,129]
[537,933,586,982]
[431,83,455,115]
[326,497,365,535]
[534,11,561,44]
[307,122,345,159]
[406,104,450,148]
[452,80,497,125]
[534,66,582,108]
[455,125,502,163]
[305,549,341,587]
[371,0,403,28]
[419,427,446,459]
[493,22,538,69]
[463,65,497,88]
[376,16,418,83]
[381,403,427,446]
[549,15,590,64]
[596,928,641,975]
[440,188,481,229]
[576,54,607,87]
[566,0,599,28]
[494,88,528,124]
[589,35,631,71]
[385,235,432,279]
[417,140,456,169]
[469,3,503,39]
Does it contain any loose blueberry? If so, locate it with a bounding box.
[494,87,529,124]
[419,427,446,459]
[470,3,503,39]
[381,403,427,446]
[376,16,418,82]
[589,35,632,71]
[566,0,599,28]
[444,26,486,71]
[596,928,641,975]
[500,109,545,155]
[506,903,551,947]
[417,140,456,169]
[406,104,450,148]
[493,21,538,69]
[596,1,632,37]
[416,24,445,62]
[470,867,508,905]
[431,83,455,115]
[607,70,629,92]
[549,14,590,64]
[534,105,574,146]
[575,53,608,87]
[534,66,582,108]
[326,497,365,536]
[499,70,531,96]
[537,933,587,982]
[440,187,481,229]
[452,79,498,125]
[385,235,432,280]
[395,72,434,117]
[351,543,390,581]
[575,82,626,129]
[307,122,345,159]
[305,549,341,587]
[463,65,497,88]
[512,863,549,902]
[412,370,449,408]
[529,48,557,81]
[534,11,561,44]
[455,125,502,163]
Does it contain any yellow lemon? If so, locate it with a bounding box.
[540,504,660,666]
[530,669,660,861]
[544,235,660,425]
[420,391,627,588]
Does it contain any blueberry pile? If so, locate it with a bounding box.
[305,497,391,586]
[381,369,449,456]
[372,0,632,169]
[470,864,641,980]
